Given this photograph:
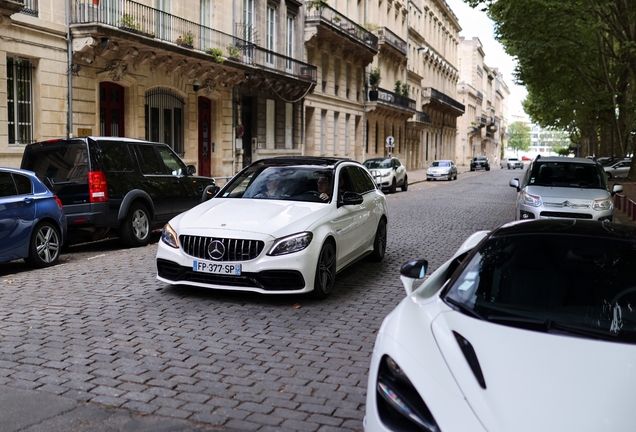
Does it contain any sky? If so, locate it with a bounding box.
[445,0,528,118]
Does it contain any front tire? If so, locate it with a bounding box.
[120,202,151,247]
[401,176,408,191]
[311,241,336,299]
[25,221,61,268]
[389,178,397,194]
[368,219,387,262]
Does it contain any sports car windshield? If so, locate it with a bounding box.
[528,161,606,189]
[218,165,334,203]
[444,233,636,343]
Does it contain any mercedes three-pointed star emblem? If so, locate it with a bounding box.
[207,240,225,261]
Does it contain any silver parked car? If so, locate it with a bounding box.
[507,157,524,169]
[604,159,631,180]
[509,156,623,221]
[426,160,457,181]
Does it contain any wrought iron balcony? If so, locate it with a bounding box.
[409,111,431,125]
[476,116,487,126]
[422,87,465,115]
[305,3,378,54]
[469,126,479,135]
[71,0,317,83]
[378,27,407,56]
[368,87,416,111]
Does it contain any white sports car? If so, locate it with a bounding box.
[365,219,636,432]
[157,157,388,298]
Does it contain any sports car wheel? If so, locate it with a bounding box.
[311,241,336,299]
[120,202,151,247]
[25,221,61,268]
[368,218,387,262]
[401,176,408,191]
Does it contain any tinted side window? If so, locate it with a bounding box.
[21,142,89,185]
[0,172,17,197]
[156,145,186,175]
[133,145,164,175]
[13,174,32,195]
[350,166,376,193]
[97,141,135,172]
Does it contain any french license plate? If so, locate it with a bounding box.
[193,260,242,275]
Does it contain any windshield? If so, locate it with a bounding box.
[218,165,334,203]
[431,161,450,167]
[364,159,391,169]
[529,161,606,189]
[444,232,636,343]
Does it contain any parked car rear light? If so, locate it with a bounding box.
[88,171,108,203]
[54,195,63,209]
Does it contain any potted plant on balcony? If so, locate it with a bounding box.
[176,31,195,48]
[118,14,140,32]
[307,0,328,11]
[227,45,242,60]
[205,47,225,64]
[368,67,381,100]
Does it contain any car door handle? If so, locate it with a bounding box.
[142,180,151,185]
[23,197,33,204]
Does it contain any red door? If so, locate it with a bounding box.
[198,97,212,177]
[99,82,125,137]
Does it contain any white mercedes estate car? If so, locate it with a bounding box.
[156,157,388,299]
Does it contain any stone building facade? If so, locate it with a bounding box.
[456,36,509,166]
[0,0,480,178]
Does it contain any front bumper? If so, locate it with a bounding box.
[517,205,614,221]
[156,237,317,294]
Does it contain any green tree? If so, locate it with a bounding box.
[464,0,636,178]
[508,121,531,154]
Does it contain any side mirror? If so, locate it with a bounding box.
[509,178,520,192]
[186,165,196,176]
[202,184,220,201]
[612,184,624,195]
[341,191,363,206]
[400,259,428,296]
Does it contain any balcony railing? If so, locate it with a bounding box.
[378,27,407,55]
[476,91,483,100]
[16,0,37,16]
[476,116,487,125]
[422,87,465,113]
[368,87,416,111]
[413,111,430,124]
[305,3,378,50]
[72,0,317,83]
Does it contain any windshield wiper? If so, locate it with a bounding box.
[487,315,618,340]
[445,297,485,321]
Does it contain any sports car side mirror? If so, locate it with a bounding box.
[400,259,428,296]
[186,165,196,176]
[509,178,520,192]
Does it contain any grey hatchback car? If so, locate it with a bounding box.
[509,156,623,221]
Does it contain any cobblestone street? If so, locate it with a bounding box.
[0,168,518,431]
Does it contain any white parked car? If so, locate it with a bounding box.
[157,157,388,299]
[365,219,636,432]
[363,157,408,193]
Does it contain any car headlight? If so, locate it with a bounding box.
[268,232,313,256]
[382,172,391,177]
[161,223,179,248]
[593,198,614,211]
[376,355,440,432]
[520,190,542,207]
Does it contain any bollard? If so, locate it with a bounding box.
[631,199,636,221]
[615,194,624,211]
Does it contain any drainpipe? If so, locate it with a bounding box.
[66,0,73,138]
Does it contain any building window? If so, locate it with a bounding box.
[145,88,185,156]
[266,6,276,65]
[100,82,125,137]
[333,112,339,155]
[286,15,294,71]
[7,57,34,145]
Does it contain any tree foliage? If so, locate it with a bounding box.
[508,121,531,153]
[464,0,636,178]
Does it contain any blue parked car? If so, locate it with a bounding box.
[0,167,67,267]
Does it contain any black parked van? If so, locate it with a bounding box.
[21,137,218,247]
